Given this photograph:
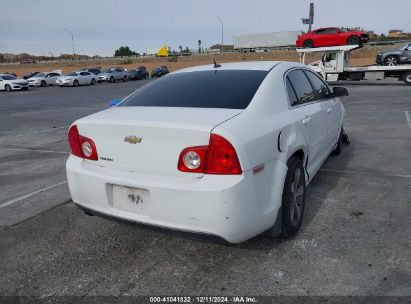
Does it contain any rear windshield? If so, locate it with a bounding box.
[121,70,268,109]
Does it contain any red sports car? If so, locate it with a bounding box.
[296,27,369,48]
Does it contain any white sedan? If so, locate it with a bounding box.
[56,71,97,87]
[66,61,348,243]
[0,74,29,91]
[28,72,61,87]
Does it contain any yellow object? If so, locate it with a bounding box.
[156,46,168,57]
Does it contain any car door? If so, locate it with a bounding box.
[79,72,88,84]
[286,69,330,177]
[0,77,4,90]
[304,70,342,150]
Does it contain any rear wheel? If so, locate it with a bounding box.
[332,128,343,155]
[404,72,411,85]
[384,56,399,66]
[109,76,114,83]
[73,80,79,87]
[5,84,11,92]
[281,157,306,237]
[303,39,314,48]
[91,78,96,85]
[123,75,128,82]
[40,80,47,87]
[347,35,361,45]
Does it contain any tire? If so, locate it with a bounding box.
[5,84,12,92]
[303,39,314,48]
[91,78,96,85]
[404,72,411,86]
[123,75,127,82]
[384,56,399,66]
[109,76,114,83]
[332,128,343,155]
[281,157,306,238]
[73,80,79,87]
[347,36,361,45]
[40,80,47,87]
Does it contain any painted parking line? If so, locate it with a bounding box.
[405,111,411,132]
[0,125,69,141]
[0,181,68,210]
[0,148,69,154]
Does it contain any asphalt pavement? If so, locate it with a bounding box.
[0,80,410,298]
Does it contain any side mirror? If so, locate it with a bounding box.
[332,87,349,97]
[109,98,121,108]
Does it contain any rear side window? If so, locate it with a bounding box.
[121,70,268,109]
[304,70,331,100]
[285,78,298,106]
[287,70,315,105]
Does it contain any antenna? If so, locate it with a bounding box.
[213,58,221,68]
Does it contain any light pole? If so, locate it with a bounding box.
[64,28,75,57]
[218,17,224,52]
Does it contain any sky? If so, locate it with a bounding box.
[1,0,410,56]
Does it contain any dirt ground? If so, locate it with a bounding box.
[1,45,392,77]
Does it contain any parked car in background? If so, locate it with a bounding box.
[28,72,61,87]
[127,67,149,80]
[151,65,169,77]
[56,71,97,87]
[97,67,128,83]
[2,72,17,77]
[23,71,41,80]
[82,67,102,76]
[66,61,348,243]
[0,74,29,91]
[296,27,369,48]
[376,42,411,66]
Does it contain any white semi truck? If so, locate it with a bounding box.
[297,45,411,85]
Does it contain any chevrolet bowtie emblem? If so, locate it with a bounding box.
[124,135,142,144]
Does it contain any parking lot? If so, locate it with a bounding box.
[0,81,410,297]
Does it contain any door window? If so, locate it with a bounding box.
[286,70,315,106]
[304,70,331,100]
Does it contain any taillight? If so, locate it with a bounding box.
[178,146,208,173]
[205,134,241,174]
[68,125,98,161]
[177,133,242,175]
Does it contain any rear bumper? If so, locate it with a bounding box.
[66,156,287,243]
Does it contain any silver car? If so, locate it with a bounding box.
[97,67,128,83]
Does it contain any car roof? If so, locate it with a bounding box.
[173,61,283,74]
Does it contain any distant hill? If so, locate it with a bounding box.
[0,52,92,63]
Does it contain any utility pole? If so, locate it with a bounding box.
[308,3,314,32]
[218,17,224,52]
[64,28,75,57]
[301,3,314,32]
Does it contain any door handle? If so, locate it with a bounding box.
[302,116,311,125]
[327,107,332,113]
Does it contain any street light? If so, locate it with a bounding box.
[218,17,224,53]
[64,28,75,57]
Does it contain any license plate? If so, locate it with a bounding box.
[112,185,149,213]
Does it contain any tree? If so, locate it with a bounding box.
[198,40,202,53]
[179,45,183,53]
[114,46,138,57]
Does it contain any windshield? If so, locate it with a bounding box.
[121,70,268,109]
[400,43,410,50]
[66,72,78,76]
[1,75,16,80]
[33,73,46,78]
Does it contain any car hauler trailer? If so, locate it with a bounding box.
[297,45,411,85]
